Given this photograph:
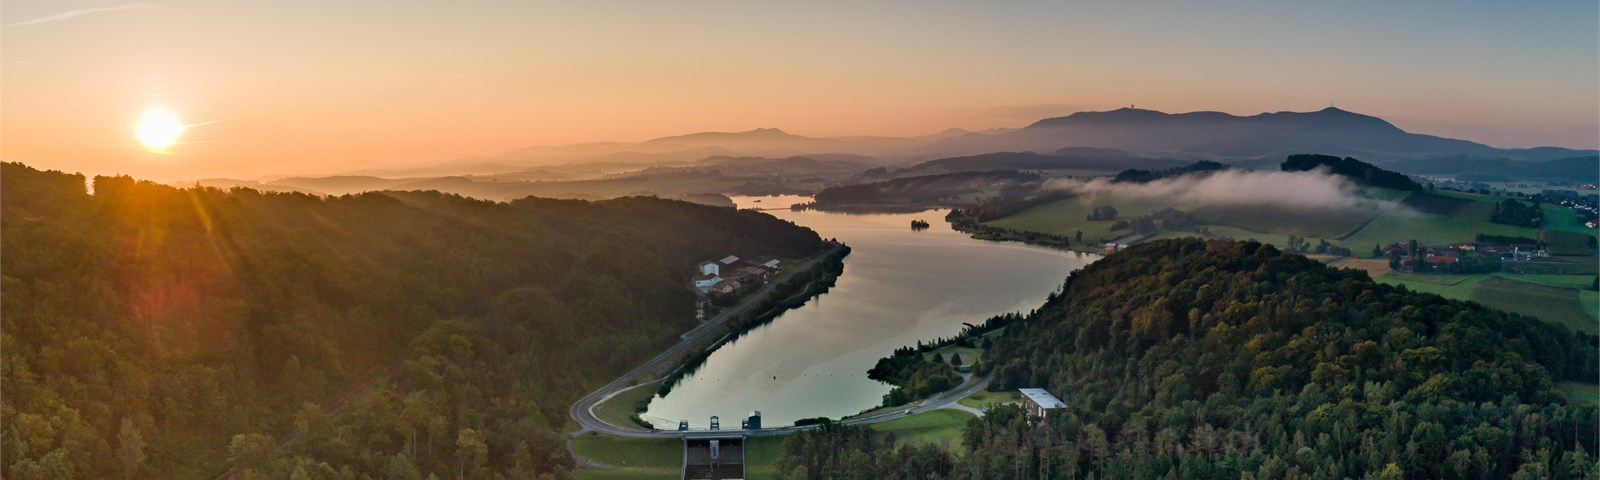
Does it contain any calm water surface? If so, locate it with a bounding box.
[642,195,1098,429]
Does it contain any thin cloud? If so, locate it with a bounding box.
[7,2,169,28]
[1042,169,1391,212]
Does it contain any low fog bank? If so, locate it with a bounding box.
[1043,169,1391,211]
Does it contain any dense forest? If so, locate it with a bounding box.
[1110,160,1228,184]
[1490,198,1545,228]
[782,239,1599,479]
[0,162,826,479]
[1282,154,1422,191]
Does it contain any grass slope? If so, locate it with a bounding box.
[594,381,662,430]
[744,436,784,480]
[572,434,682,480]
[1373,272,1597,333]
[1188,204,1373,239]
[958,390,1018,410]
[868,409,976,447]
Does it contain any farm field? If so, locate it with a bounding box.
[1188,203,1379,239]
[1542,229,1598,256]
[1343,190,1597,252]
[1470,277,1595,333]
[1341,207,1540,248]
[1581,291,1598,327]
[980,183,1596,260]
[1370,271,1597,332]
[982,194,1203,243]
[1374,272,1487,299]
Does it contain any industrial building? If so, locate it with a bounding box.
[684,432,745,480]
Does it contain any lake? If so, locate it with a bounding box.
[641,195,1098,429]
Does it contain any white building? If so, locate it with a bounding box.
[699,261,720,276]
[1019,388,1066,421]
[719,255,741,266]
[762,259,780,270]
[693,274,721,288]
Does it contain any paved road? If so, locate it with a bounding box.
[568,241,994,439]
[569,242,845,438]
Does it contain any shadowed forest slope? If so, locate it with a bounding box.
[1,162,824,479]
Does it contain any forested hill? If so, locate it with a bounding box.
[1282,153,1423,191]
[0,162,824,479]
[779,239,1598,479]
[985,239,1600,478]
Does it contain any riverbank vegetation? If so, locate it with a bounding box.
[1,162,828,479]
[654,244,850,399]
[779,239,1599,479]
[867,314,1017,406]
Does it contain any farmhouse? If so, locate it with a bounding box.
[712,278,740,294]
[1423,255,1457,265]
[699,261,720,276]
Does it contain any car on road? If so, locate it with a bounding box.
[903,409,913,415]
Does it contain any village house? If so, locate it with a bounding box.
[693,273,721,289]
[712,278,741,294]
[692,255,784,299]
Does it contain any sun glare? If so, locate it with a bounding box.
[137,106,185,151]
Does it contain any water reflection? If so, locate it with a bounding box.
[642,195,1098,429]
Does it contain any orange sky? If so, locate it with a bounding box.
[3,1,1596,181]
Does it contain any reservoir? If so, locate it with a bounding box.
[641,195,1098,429]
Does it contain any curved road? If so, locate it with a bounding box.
[569,241,992,439]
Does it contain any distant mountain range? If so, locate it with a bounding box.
[927,107,1595,166]
[304,106,1594,187]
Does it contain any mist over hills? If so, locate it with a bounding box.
[244,107,1595,203]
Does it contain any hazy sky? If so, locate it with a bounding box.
[3,0,1596,180]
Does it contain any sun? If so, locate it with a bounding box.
[136,106,185,151]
